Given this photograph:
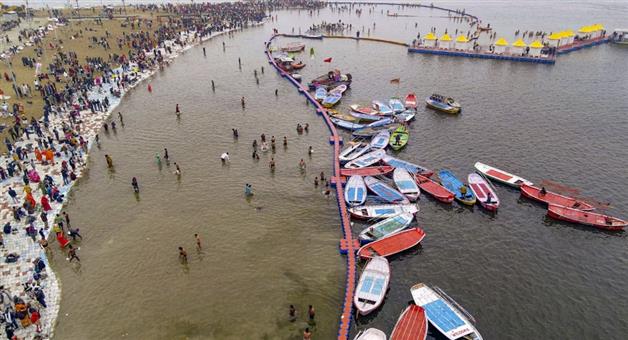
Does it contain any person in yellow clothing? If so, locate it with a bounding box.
[460,185,468,198]
[24,185,31,195]
[52,224,62,234]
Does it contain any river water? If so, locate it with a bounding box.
[51,1,628,339]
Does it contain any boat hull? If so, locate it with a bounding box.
[416,174,454,203]
[340,165,394,177]
[357,227,426,259]
[520,184,595,211]
[390,304,428,340]
[547,204,626,231]
[474,162,533,188]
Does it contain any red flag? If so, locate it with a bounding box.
[323,57,332,63]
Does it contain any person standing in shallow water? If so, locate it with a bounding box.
[178,247,188,263]
[195,234,202,250]
[131,177,139,193]
[105,154,113,168]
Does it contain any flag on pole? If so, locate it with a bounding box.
[323,57,332,63]
[390,78,400,84]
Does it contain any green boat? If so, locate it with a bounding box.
[389,126,409,150]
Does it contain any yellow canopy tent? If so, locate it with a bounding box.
[456,35,469,43]
[548,32,563,40]
[494,38,508,46]
[440,34,452,41]
[529,40,544,49]
[512,39,527,47]
[424,32,437,40]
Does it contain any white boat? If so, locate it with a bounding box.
[396,109,416,122]
[372,100,393,115]
[359,212,414,242]
[393,168,421,201]
[329,84,348,95]
[369,131,390,149]
[410,283,483,340]
[364,175,410,204]
[611,29,628,44]
[349,204,419,220]
[389,97,405,113]
[467,173,500,212]
[474,162,533,188]
[345,149,386,169]
[345,175,367,206]
[354,256,390,315]
[353,328,387,340]
[339,142,371,162]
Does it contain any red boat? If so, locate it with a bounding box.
[415,174,454,203]
[390,304,428,340]
[404,93,417,109]
[340,165,394,177]
[547,204,626,231]
[357,227,426,259]
[520,184,595,211]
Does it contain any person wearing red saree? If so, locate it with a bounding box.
[41,195,52,212]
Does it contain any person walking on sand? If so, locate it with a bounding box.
[195,234,202,250]
[179,246,188,262]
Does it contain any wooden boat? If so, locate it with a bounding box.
[395,109,416,122]
[389,97,405,113]
[331,111,360,123]
[411,283,483,340]
[390,304,428,340]
[314,87,327,102]
[357,227,426,259]
[290,61,306,69]
[468,173,500,212]
[369,131,391,149]
[323,92,342,108]
[405,93,417,109]
[338,142,370,162]
[364,176,410,204]
[350,104,379,115]
[416,174,455,203]
[474,162,533,188]
[281,41,305,52]
[307,70,352,90]
[345,175,367,206]
[352,124,400,138]
[372,100,393,115]
[329,84,348,95]
[425,94,461,114]
[520,184,595,211]
[393,168,420,201]
[339,142,371,162]
[350,111,384,122]
[330,117,366,130]
[340,165,395,177]
[353,328,387,340]
[359,212,414,242]
[349,204,419,220]
[345,149,386,169]
[389,125,409,151]
[438,169,476,205]
[382,155,433,177]
[354,256,390,315]
[547,204,626,231]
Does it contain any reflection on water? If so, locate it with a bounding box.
[53,3,628,340]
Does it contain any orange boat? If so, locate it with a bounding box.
[547,204,626,231]
[357,227,426,259]
[390,304,428,340]
[415,174,454,204]
[340,165,394,177]
[520,184,595,211]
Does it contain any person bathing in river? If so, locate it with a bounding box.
[131,177,140,193]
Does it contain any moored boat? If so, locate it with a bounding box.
[329,84,348,95]
[352,124,400,138]
[390,304,428,340]
[353,328,387,340]
[349,204,419,220]
[350,111,384,122]
[410,283,483,340]
[369,130,391,149]
[350,104,379,115]
[520,184,595,211]
[345,149,386,169]
[339,142,371,162]
[281,41,305,52]
[393,168,420,201]
[314,87,327,101]
[467,173,500,211]
[340,165,395,177]
[357,227,426,259]
[364,176,410,204]
[307,70,352,90]
[359,212,415,242]
[425,94,461,114]
[322,92,342,108]
[547,204,626,231]
[382,155,433,177]
[354,256,390,315]
[345,175,367,206]
[364,117,395,129]
[290,60,306,69]
[389,125,409,151]
[395,109,416,122]
[389,97,405,113]
[474,162,533,188]
[372,100,394,115]
[438,169,476,205]
[405,93,417,109]
[331,111,360,123]
[416,174,455,203]
[330,117,366,130]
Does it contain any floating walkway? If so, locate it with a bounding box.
[407,47,556,64]
[266,34,359,340]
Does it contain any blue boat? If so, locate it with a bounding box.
[323,92,342,108]
[349,111,382,122]
[314,87,327,102]
[381,155,433,176]
[330,117,366,130]
[369,131,390,149]
[364,117,394,129]
[437,169,476,205]
[364,176,410,204]
[389,97,405,113]
[372,100,393,115]
[345,175,367,206]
